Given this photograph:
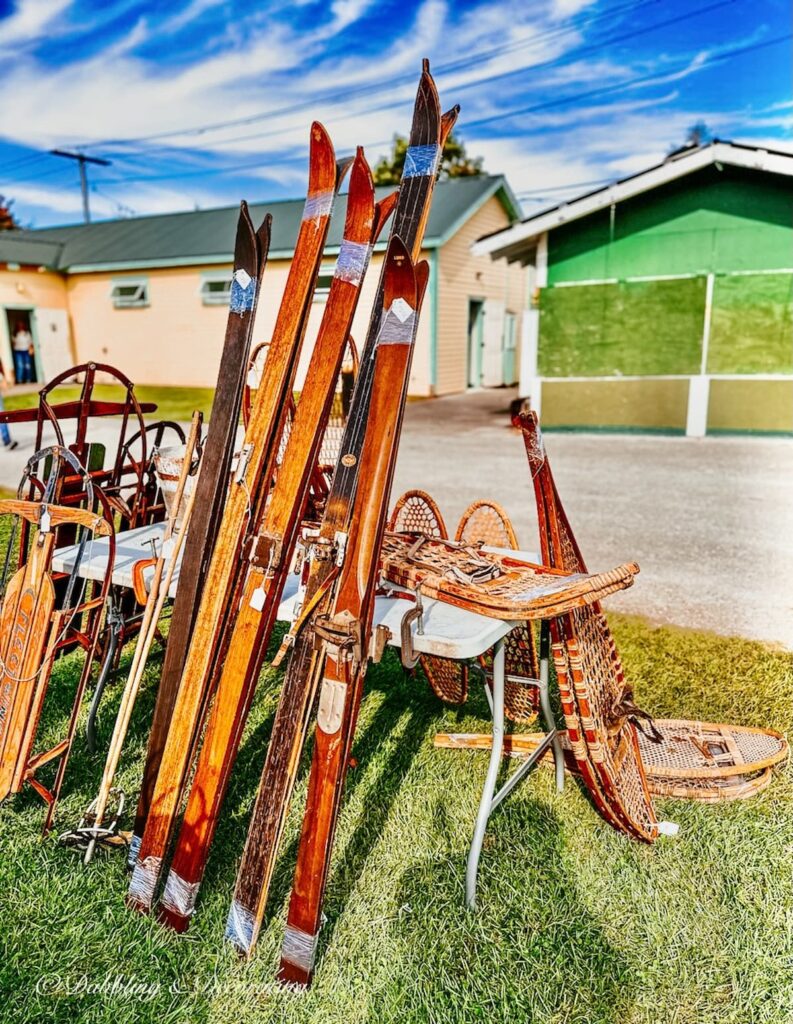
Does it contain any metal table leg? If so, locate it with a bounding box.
[539,621,564,792]
[466,638,505,910]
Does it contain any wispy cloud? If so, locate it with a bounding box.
[0,0,72,51]
[0,0,788,225]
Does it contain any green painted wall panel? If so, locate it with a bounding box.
[539,277,705,376]
[548,167,793,284]
[707,379,793,433]
[541,379,689,430]
[707,272,793,373]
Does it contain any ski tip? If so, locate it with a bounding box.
[422,57,430,74]
[255,212,272,262]
[383,235,416,310]
[349,147,374,191]
[373,189,398,239]
[234,202,258,263]
[441,105,461,144]
[415,259,430,308]
[308,122,337,194]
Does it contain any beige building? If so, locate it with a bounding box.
[0,176,525,396]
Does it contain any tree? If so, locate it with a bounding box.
[0,195,19,231]
[669,121,715,155]
[372,131,484,185]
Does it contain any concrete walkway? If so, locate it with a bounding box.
[1,387,790,648]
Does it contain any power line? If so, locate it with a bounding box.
[0,0,734,188]
[192,0,736,152]
[49,150,112,222]
[77,0,662,150]
[464,32,792,131]
[92,29,787,188]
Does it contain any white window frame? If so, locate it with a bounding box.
[200,271,234,306]
[110,277,149,309]
[313,265,334,302]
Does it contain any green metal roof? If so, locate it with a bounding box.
[0,174,517,273]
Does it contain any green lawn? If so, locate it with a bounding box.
[0,615,791,1024]
[4,385,216,424]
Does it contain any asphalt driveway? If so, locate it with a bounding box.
[393,388,793,650]
[1,387,790,648]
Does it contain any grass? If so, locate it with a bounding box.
[0,613,791,1024]
[4,385,216,424]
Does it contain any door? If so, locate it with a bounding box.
[4,307,38,384]
[467,299,484,389]
[32,308,73,381]
[502,312,517,385]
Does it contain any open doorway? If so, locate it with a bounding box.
[5,309,38,384]
[467,299,484,389]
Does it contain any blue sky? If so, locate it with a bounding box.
[0,0,790,227]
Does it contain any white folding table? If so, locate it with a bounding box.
[53,523,565,906]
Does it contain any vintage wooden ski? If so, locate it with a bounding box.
[276,241,428,986]
[226,63,455,961]
[81,414,202,864]
[155,152,390,931]
[129,204,270,865]
[128,124,343,913]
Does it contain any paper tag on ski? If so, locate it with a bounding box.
[249,586,266,612]
[233,268,252,289]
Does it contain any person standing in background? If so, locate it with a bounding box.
[0,361,18,450]
[12,321,34,384]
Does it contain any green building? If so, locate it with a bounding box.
[474,141,793,435]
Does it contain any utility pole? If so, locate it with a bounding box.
[49,150,112,223]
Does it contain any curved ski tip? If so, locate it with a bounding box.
[374,189,398,238]
[422,57,430,73]
[415,259,430,306]
[308,122,337,191]
[348,148,374,201]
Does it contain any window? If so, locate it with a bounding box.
[200,274,233,306]
[111,279,149,308]
[313,271,334,301]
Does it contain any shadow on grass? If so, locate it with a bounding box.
[367,798,638,1024]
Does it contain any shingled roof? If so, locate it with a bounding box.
[1,175,518,273]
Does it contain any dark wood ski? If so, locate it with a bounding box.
[127,124,342,914]
[225,63,456,962]
[128,202,270,867]
[154,151,392,931]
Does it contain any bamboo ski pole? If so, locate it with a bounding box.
[83,413,201,864]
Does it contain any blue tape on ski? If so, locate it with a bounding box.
[335,238,369,286]
[126,833,141,870]
[403,143,440,179]
[302,190,334,222]
[229,269,256,314]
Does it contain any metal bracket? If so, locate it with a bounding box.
[313,609,362,664]
[334,530,348,567]
[234,443,254,484]
[316,677,347,735]
[248,531,283,572]
[369,624,391,664]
